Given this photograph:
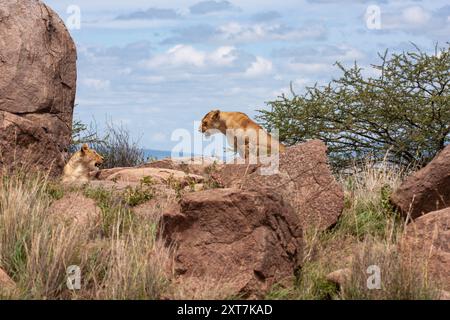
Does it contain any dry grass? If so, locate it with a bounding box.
[0,156,442,300]
[167,277,241,300]
[267,158,440,300]
[342,239,438,300]
[0,170,172,300]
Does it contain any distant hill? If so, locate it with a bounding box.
[143,149,172,160]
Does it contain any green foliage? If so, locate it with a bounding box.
[44,181,65,200]
[334,185,401,240]
[123,177,155,207]
[258,43,450,169]
[203,161,222,190]
[164,174,184,198]
[266,262,339,300]
[83,187,135,237]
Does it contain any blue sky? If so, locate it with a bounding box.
[43,0,450,151]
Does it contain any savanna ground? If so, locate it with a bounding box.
[0,153,440,300]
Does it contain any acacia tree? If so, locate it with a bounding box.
[258,44,450,169]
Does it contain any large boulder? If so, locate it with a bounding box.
[391,145,450,219]
[401,207,450,291]
[0,0,77,175]
[221,140,344,231]
[161,188,303,298]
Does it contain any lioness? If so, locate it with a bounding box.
[199,110,285,160]
[62,144,104,183]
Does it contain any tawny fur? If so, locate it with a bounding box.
[62,144,104,183]
[199,110,285,160]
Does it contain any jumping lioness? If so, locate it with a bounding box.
[62,144,104,183]
[199,110,285,160]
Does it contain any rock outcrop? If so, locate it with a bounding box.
[102,167,204,186]
[141,157,223,176]
[49,193,101,227]
[391,145,450,219]
[0,0,77,175]
[161,188,303,298]
[224,140,344,231]
[401,207,450,291]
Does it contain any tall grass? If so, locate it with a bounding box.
[267,158,439,300]
[335,158,405,240]
[342,239,438,300]
[0,156,441,300]
[0,171,171,299]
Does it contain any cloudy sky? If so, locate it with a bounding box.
[43,0,450,151]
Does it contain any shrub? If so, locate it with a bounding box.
[70,119,145,168]
[257,43,450,169]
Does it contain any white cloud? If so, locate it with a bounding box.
[141,75,167,84]
[81,78,111,90]
[144,45,237,69]
[402,6,431,25]
[244,56,273,77]
[208,46,237,66]
[216,22,326,43]
[381,5,433,30]
[152,45,206,67]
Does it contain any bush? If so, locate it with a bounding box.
[257,43,450,169]
[70,119,145,169]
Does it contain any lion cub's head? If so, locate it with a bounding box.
[199,110,221,137]
[79,143,104,170]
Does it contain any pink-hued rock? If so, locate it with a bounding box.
[0,0,77,175]
[161,188,303,299]
[391,145,450,219]
[49,193,101,227]
[401,207,450,291]
[235,140,344,231]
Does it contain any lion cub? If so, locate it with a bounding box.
[62,144,104,183]
[199,110,285,160]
